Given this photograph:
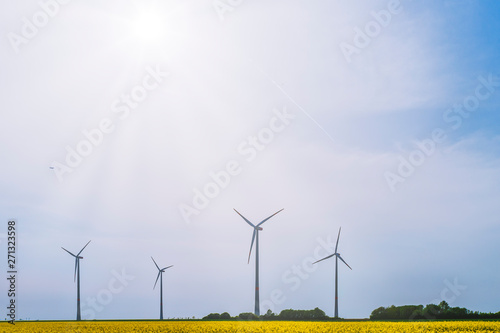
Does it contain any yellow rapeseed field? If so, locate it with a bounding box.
[2,320,500,332]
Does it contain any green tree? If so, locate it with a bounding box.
[399,305,422,319]
[202,313,221,320]
[370,306,387,320]
[238,312,258,320]
[311,307,327,320]
[423,303,441,318]
[220,312,231,320]
[261,309,276,320]
[439,300,450,312]
[278,308,328,320]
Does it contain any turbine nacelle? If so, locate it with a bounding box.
[312,229,352,270]
[234,208,284,264]
[151,257,173,290]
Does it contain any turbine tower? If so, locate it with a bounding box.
[234,208,283,317]
[313,227,351,318]
[151,257,173,320]
[61,240,91,321]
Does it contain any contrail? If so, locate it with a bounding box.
[250,59,336,144]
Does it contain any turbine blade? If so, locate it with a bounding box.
[234,209,255,227]
[257,208,284,227]
[74,258,78,282]
[77,240,91,256]
[312,253,335,265]
[61,247,76,257]
[335,227,341,253]
[151,257,160,271]
[153,271,161,289]
[162,265,173,270]
[247,229,256,264]
[337,254,352,270]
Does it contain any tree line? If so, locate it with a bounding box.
[201,302,500,321]
[370,301,500,320]
[203,308,328,321]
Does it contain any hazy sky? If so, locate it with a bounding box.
[1,0,499,320]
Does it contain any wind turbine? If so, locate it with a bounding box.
[313,227,351,318]
[151,257,173,320]
[61,240,91,321]
[234,208,284,316]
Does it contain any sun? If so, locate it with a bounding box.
[116,1,190,58]
[131,9,167,43]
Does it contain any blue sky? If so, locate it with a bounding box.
[1,0,499,320]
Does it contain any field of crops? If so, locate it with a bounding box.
[3,320,500,332]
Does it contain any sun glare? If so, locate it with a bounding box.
[119,2,190,59]
[132,10,166,43]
